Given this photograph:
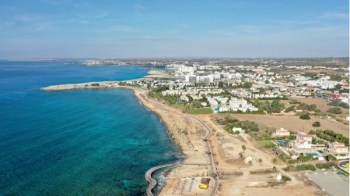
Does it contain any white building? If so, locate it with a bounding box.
[293,132,313,150]
[232,127,245,134]
[328,142,349,155]
[273,128,290,137]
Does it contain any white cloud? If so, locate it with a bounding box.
[320,12,348,19]
[133,3,147,11]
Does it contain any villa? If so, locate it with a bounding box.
[293,132,313,151]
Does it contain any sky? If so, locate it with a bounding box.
[0,0,348,58]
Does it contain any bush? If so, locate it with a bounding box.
[315,163,337,169]
[308,130,316,135]
[284,164,316,171]
[282,175,291,182]
[300,113,311,120]
[327,107,342,114]
[316,130,349,146]
[312,121,321,127]
[285,105,295,112]
[326,155,337,161]
[328,101,349,109]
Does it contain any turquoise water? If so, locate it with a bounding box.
[275,140,288,146]
[0,61,180,195]
[304,152,321,157]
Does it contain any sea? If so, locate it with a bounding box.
[0,60,180,195]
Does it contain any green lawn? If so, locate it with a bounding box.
[257,140,276,148]
[186,107,213,114]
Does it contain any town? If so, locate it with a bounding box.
[115,57,349,196]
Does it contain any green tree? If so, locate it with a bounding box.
[242,82,253,88]
[327,107,342,114]
[300,113,311,120]
[285,105,295,112]
[312,121,321,127]
[258,158,263,166]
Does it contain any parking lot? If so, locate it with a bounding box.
[305,169,349,196]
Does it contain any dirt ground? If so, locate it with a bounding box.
[197,114,319,196]
[290,97,349,124]
[211,113,348,136]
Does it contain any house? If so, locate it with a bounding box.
[293,132,313,150]
[273,128,290,137]
[296,132,313,143]
[328,142,349,155]
[232,127,245,134]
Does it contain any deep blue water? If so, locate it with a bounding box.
[0,61,180,195]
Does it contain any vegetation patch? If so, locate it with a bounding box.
[218,118,259,133]
[315,162,337,169]
[316,130,349,146]
[328,101,349,109]
[312,121,321,127]
[299,112,311,120]
[327,107,342,114]
[257,140,276,148]
[284,164,316,172]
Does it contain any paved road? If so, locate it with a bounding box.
[186,114,219,196]
[145,164,176,196]
[141,92,218,196]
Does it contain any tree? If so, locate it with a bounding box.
[327,107,342,114]
[308,130,316,135]
[242,82,253,88]
[218,81,224,88]
[269,100,285,113]
[242,145,246,152]
[285,105,295,113]
[186,95,193,103]
[300,113,311,120]
[272,158,277,164]
[265,80,270,84]
[312,121,321,127]
[258,158,263,166]
[239,152,244,159]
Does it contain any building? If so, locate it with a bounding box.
[293,132,313,150]
[273,128,290,137]
[328,142,349,155]
[232,127,245,134]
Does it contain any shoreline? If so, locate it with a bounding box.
[40,76,326,195]
[40,73,207,195]
[42,83,217,195]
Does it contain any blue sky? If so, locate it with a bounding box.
[0,0,348,58]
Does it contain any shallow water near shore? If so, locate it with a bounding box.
[0,61,181,195]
